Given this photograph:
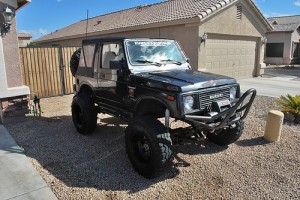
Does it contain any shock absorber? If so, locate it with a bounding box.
[165,109,170,130]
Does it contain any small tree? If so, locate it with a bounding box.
[276,94,300,124]
[27,42,39,47]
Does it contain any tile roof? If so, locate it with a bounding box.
[36,0,270,43]
[268,15,300,32]
[18,32,32,38]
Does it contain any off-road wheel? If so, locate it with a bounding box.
[207,120,244,146]
[70,48,81,77]
[71,94,97,135]
[125,116,173,178]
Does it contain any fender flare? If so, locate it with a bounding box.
[134,93,175,116]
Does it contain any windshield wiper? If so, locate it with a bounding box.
[160,59,182,65]
[135,60,161,66]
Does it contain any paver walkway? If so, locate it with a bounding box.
[0,125,57,200]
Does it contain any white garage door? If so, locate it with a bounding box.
[204,36,257,79]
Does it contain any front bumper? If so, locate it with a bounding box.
[184,88,256,130]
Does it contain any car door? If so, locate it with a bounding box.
[98,42,128,109]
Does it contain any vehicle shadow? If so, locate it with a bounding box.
[263,67,300,78]
[6,115,181,193]
[174,141,228,155]
[6,115,228,193]
[235,136,270,147]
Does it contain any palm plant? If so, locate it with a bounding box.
[276,94,300,124]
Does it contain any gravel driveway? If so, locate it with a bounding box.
[6,95,300,200]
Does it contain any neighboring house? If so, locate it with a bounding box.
[35,0,272,79]
[18,32,32,47]
[0,0,31,123]
[265,15,300,65]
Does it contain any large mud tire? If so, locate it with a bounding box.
[71,94,97,135]
[125,116,173,178]
[70,48,81,77]
[207,121,244,146]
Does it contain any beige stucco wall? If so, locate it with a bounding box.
[0,1,29,98]
[292,27,300,41]
[292,28,300,63]
[198,1,267,76]
[37,0,269,76]
[2,18,23,87]
[18,37,32,47]
[39,24,199,68]
[265,32,293,64]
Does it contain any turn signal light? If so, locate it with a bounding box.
[167,95,175,101]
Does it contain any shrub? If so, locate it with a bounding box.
[276,94,300,124]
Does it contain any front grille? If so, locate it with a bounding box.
[199,87,230,109]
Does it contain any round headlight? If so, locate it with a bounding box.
[230,87,237,100]
[184,96,194,111]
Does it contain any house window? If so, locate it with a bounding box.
[236,5,242,20]
[266,43,284,57]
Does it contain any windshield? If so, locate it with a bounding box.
[126,40,187,66]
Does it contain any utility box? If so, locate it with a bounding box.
[264,110,284,142]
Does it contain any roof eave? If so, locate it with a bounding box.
[197,0,235,20]
[16,0,31,11]
[196,0,273,31]
[267,24,300,33]
[266,30,295,33]
[35,16,201,44]
[247,0,273,31]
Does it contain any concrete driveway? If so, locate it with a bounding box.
[239,66,300,98]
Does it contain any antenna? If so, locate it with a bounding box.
[86,9,89,39]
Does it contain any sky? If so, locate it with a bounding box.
[16,0,300,40]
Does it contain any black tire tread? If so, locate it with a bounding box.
[71,94,97,135]
[70,48,81,77]
[207,121,244,146]
[125,116,173,178]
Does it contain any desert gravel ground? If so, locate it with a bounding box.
[6,94,300,200]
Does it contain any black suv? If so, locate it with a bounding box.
[70,37,256,178]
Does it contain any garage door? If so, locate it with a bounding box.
[204,36,257,79]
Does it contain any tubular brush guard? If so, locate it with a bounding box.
[184,88,257,130]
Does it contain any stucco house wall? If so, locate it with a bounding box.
[18,33,32,47]
[2,18,23,87]
[265,15,300,65]
[0,1,30,123]
[198,1,267,77]
[265,32,293,64]
[40,23,200,68]
[36,0,271,79]
[291,28,300,63]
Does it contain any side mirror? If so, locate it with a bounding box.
[186,58,190,63]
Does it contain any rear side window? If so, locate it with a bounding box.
[79,44,95,67]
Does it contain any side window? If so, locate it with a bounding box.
[79,44,95,67]
[101,43,124,69]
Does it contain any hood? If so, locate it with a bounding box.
[134,69,236,92]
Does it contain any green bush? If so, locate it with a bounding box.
[276,94,300,124]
